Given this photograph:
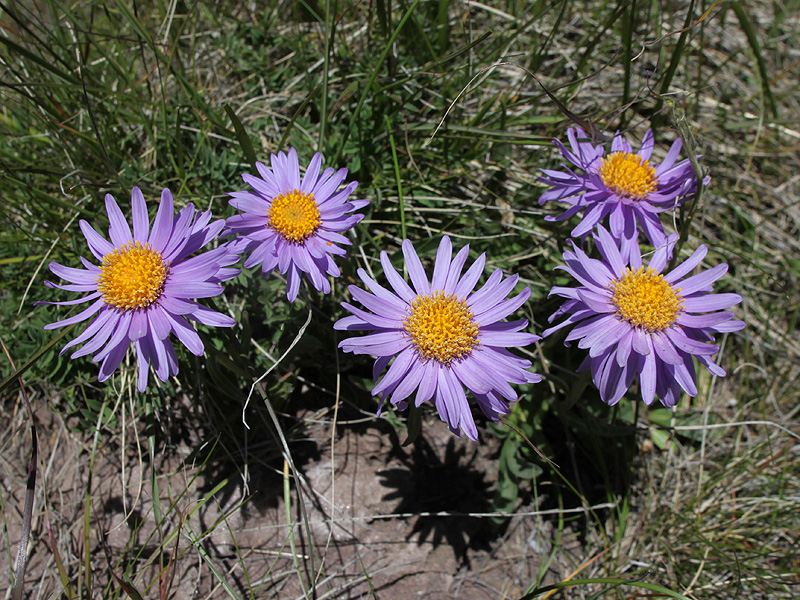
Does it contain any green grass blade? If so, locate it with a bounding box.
[730,0,778,118]
[332,0,421,164]
[0,325,76,395]
[45,508,75,600]
[653,0,696,125]
[520,577,694,600]
[0,34,79,85]
[383,114,405,240]
[319,0,332,150]
[225,103,258,171]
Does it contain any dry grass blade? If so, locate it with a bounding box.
[10,423,36,600]
[2,341,38,600]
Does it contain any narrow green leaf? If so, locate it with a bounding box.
[520,577,694,600]
[402,404,421,446]
[333,0,422,164]
[384,115,406,240]
[731,1,778,118]
[0,325,76,395]
[0,35,79,85]
[224,104,258,171]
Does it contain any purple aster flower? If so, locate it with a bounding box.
[225,148,369,302]
[38,187,239,392]
[543,225,745,407]
[334,236,542,440]
[538,127,699,256]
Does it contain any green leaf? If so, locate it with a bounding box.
[224,103,258,171]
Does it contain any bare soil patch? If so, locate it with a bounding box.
[3,399,569,599]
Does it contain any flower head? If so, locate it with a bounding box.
[38,188,239,391]
[538,127,699,256]
[226,148,368,301]
[543,226,745,407]
[335,236,541,440]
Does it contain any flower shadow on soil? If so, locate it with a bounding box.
[377,434,496,565]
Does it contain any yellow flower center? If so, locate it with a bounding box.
[96,241,168,310]
[599,151,659,200]
[404,291,480,365]
[268,189,321,243]
[611,267,683,332]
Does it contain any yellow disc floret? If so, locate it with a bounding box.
[404,291,480,364]
[611,267,683,332]
[96,241,168,310]
[599,151,659,200]
[268,189,321,243]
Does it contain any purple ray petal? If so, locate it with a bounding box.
[402,239,430,296]
[44,297,105,329]
[683,293,743,312]
[430,236,453,291]
[105,194,133,248]
[149,189,175,253]
[380,251,416,303]
[131,187,150,243]
[165,312,204,356]
[80,220,114,261]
